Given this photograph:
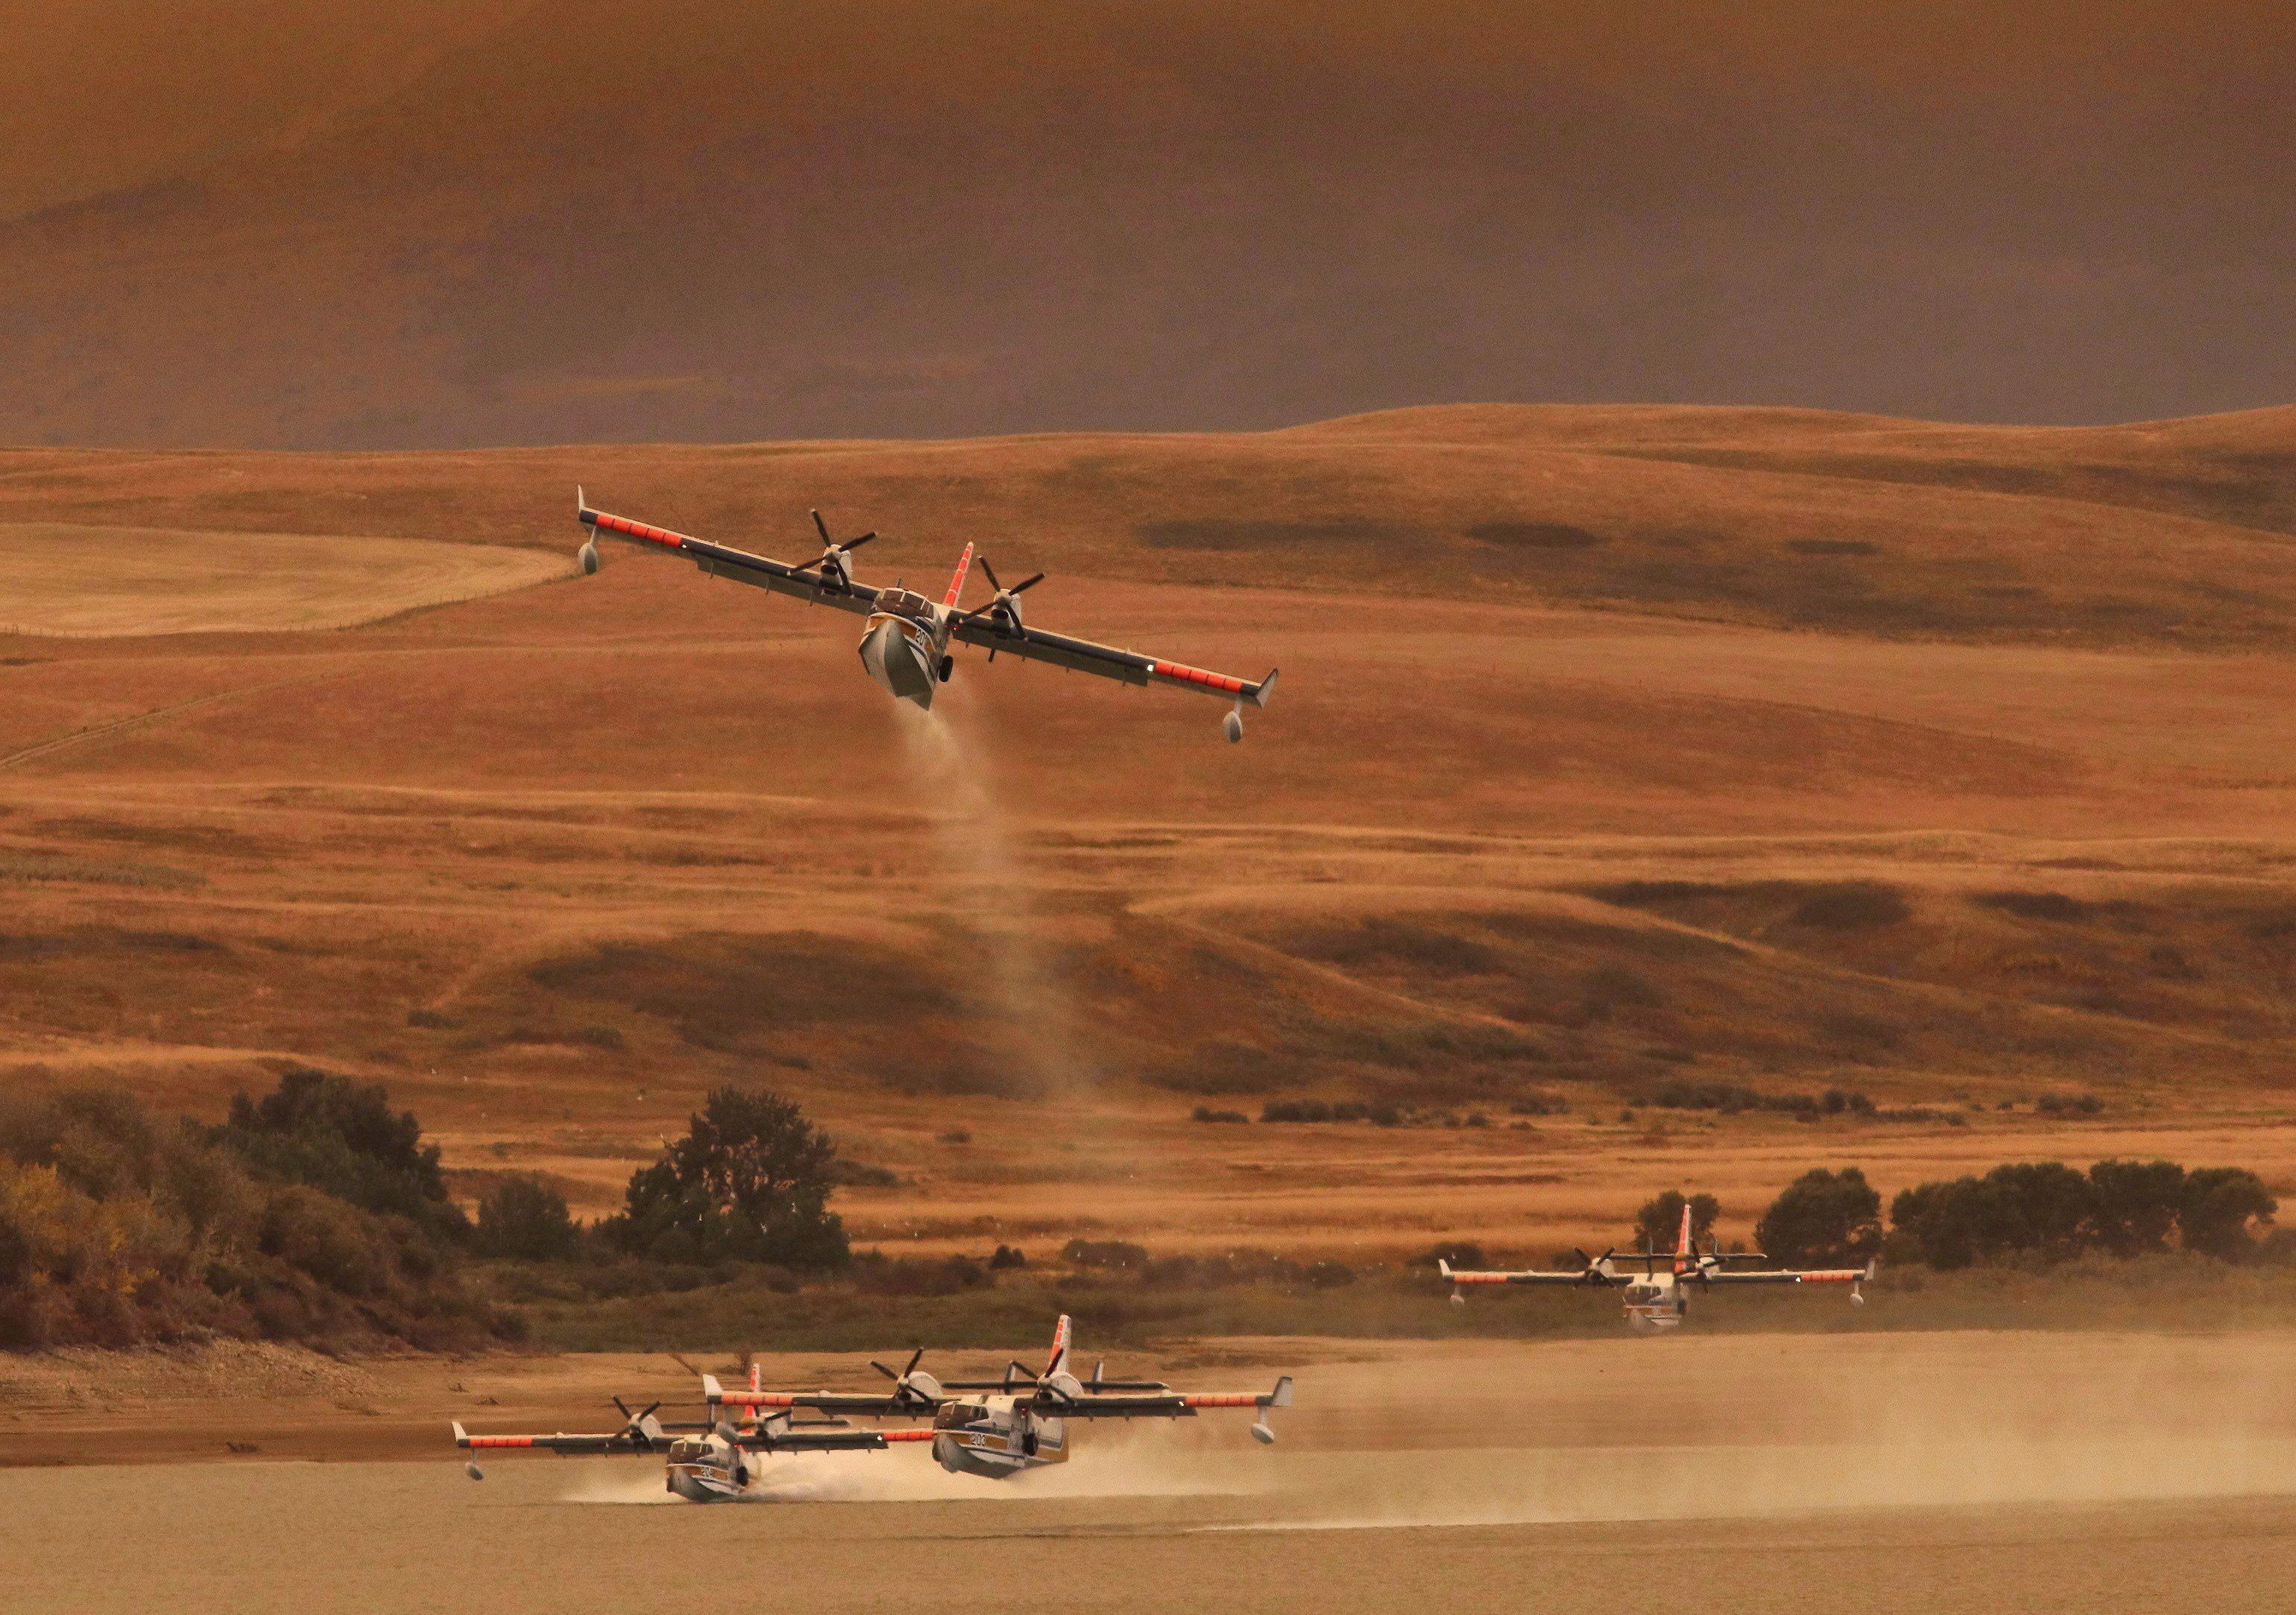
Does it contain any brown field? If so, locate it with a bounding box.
[4,1330,2294,1613]
[5,404,2296,1262]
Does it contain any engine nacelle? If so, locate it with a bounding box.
[903,1370,943,1403]
[1045,1370,1085,1401]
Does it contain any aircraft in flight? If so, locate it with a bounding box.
[711,1314,1293,1480]
[1441,1203,1874,1333]
[451,1317,1292,1499]
[575,496,1279,739]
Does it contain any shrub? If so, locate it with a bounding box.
[216,1067,464,1240]
[988,1244,1028,1270]
[473,1176,583,1261]
[1191,1106,1249,1124]
[2180,1167,2276,1258]
[2036,1092,2105,1117]
[1062,1237,1149,1270]
[2087,1159,2186,1256]
[1754,1168,1882,1266]
[599,1087,848,1269]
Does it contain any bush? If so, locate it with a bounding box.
[2180,1167,2277,1259]
[0,1086,512,1350]
[599,1087,849,1269]
[473,1176,583,1260]
[1063,1238,1149,1270]
[1191,1106,1250,1124]
[1884,1158,2276,1268]
[1754,1168,1882,1266]
[2036,1092,2106,1118]
[988,1244,1028,1270]
[216,1067,465,1240]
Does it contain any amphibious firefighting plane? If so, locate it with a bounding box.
[573,496,1279,740]
[1441,1204,1874,1333]
[714,1314,1292,1481]
[452,1316,1292,1499]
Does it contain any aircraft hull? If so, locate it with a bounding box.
[858,615,938,708]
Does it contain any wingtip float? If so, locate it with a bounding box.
[575,494,1278,741]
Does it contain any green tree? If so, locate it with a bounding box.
[2179,1167,2276,1258]
[1632,1190,1720,1253]
[604,1088,847,1269]
[216,1067,463,1239]
[473,1176,583,1260]
[1754,1167,1882,1266]
[2086,1159,2186,1256]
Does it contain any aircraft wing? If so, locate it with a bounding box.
[1700,1261,1873,1286]
[453,1419,662,1456]
[1440,1259,1617,1288]
[1036,1377,1293,1420]
[947,611,1277,708]
[716,1390,929,1419]
[578,500,879,616]
[738,1424,937,1453]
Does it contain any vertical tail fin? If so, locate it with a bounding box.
[943,542,976,608]
[1043,1314,1072,1380]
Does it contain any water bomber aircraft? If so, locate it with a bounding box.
[452,1315,1292,1499]
[1441,1203,1874,1333]
[575,495,1279,740]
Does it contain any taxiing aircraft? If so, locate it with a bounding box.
[574,496,1279,739]
[452,1363,935,1501]
[1441,1204,1874,1333]
[711,1314,1293,1480]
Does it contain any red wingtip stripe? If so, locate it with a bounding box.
[718,1393,796,1408]
[943,542,975,608]
[882,1429,936,1442]
[464,1435,537,1448]
[1151,660,1248,695]
[1182,1394,1260,1408]
[593,512,686,550]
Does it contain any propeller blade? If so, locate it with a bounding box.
[842,532,876,551]
[1009,572,1045,594]
[976,556,1003,593]
[612,1396,633,1419]
[870,1360,900,1381]
[904,1347,925,1377]
[812,510,832,545]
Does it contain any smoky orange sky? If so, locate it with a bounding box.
[1,0,2289,448]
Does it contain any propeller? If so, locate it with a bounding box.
[868,1347,942,1409]
[608,1397,665,1447]
[790,509,876,588]
[960,555,1045,632]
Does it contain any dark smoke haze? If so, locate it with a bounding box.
[2,1,2288,447]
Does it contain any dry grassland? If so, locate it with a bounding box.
[3,405,2294,1263]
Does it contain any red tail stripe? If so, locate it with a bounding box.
[1151,660,1248,695]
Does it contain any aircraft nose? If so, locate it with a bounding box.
[858,619,936,706]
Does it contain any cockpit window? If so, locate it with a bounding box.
[878,589,931,620]
[934,1401,985,1429]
